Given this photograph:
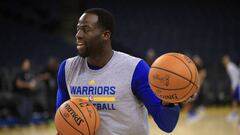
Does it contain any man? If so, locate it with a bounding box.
[14,58,36,126]
[185,55,207,124]
[222,55,240,122]
[56,8,192,134]
[37,57,59,119]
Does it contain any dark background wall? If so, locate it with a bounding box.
[1,0,239,66]
[0,0,238,106]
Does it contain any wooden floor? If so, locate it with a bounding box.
[149,107,239,135]
[0,106,239,135]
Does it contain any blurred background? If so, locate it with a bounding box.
[0,0,240,135]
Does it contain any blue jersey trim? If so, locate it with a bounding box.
[56,60,70,110]
[131,60,180,132]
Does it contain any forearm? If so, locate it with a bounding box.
[16,79,31,89]
[148,102,180,133]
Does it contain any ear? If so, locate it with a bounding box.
[102,30,111,40]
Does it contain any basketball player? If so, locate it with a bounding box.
[185,55,207,124]
[56,8,194,134]
[222,55,240,122]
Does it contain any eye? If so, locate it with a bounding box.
[83,27,90,33]
[76,25,80,31]
[76,25,91,33]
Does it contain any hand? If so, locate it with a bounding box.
[182,83,200,104]
[161,101,178,107]
[162,92,199,106]
[161,88,199,106]
[183,92,198,104]
[29,79,37,90]
[56,132,63,135]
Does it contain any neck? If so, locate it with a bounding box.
[87,44,113,67]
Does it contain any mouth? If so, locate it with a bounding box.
[76,42,85,50]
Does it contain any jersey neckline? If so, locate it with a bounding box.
[84,50,116,73]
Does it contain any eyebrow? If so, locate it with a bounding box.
[78,23,97,30]
[77,24,89,28]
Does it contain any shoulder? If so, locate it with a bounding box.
[58,56,83,76]
[227,62,238,71]
[64,56,84,69]
[114,51,142,67]
[65,56,82,65]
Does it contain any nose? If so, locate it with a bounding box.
[75,30,83,40]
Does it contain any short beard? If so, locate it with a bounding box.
[78,52,88,58]
[77,48,88,58]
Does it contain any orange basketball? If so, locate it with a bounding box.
[55,98,100,135]
[149,53,199,103]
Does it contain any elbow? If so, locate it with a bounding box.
[162,125,176,133]
[165,112,180,133]
[159,119,178,133]
[155,108,180,133]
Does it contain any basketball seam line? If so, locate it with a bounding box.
[150,66,198,88]
[167,54,192,80]
[151,55,199,89]
[150,70,196,102]
[151,66,195,85]
[152,56,198,101]
[70,100,91,135]
[59,108,84,135]
[149,81,191,90]
[179,68,197,101]
[176,66,198,101]
[167,54,198,87]
[150,54,198,102]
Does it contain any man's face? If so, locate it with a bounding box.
[22,59,31,72]
[222,55,230,66]
[75,13,104,58]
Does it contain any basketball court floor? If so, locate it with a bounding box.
[0,106,239,135]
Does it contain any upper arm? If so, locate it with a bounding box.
[56,60,70,109]
[131,60,160,107]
